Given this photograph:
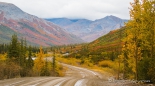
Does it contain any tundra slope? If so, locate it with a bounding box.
[0,2,83,46]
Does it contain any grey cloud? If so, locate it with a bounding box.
[0,0,133,20]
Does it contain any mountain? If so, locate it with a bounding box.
[0,2,83,46]
[46,16,128,42]
[45,18,74,26]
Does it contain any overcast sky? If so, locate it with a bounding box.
[0,0,133,20]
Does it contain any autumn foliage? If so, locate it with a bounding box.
[0,35,64,79]
[121,0,155,82]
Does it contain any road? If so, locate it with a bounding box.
[0,63,143,86]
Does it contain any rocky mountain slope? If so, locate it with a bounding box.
[46,16,128,42]
[0,2,83,46]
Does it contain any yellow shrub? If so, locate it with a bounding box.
[57,57,80,66]
[56,63,66,77]
[0,53,7,61]
[98,60,113,68]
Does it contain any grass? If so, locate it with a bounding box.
[56,56,81,66]
[56,55,119,77]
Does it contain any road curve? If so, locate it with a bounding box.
[0,63,138,86]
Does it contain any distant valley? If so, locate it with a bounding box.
[46,16,128,42]
[0,2,128,46]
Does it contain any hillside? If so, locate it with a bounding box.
[89,27,126,52]
[46,16,128,42]
[50,27,126,63]
[0,2,83,46]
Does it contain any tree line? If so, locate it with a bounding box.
[0,34,62,80]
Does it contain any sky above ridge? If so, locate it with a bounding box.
[0,0,133,20]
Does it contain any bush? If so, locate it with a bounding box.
[0,61,21,79]
[98,60,113,68]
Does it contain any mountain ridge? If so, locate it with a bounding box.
[46,16,128,42]
[0,2,84,46]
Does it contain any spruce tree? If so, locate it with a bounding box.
[27,46,34,69]
[8,34,20,64]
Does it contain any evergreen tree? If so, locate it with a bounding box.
[19,38,27,67]
[52,50,56,72]
[27,46,34,69]
[25,45,34,76]
[8,34,20,64]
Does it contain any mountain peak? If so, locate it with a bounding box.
[95,15,120,21]
[106,15,119,18]
[104,15,121,20]
[0,2,13,5]
[0,2,35,20]
[46,16,128,42]
[0,2,83,46]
